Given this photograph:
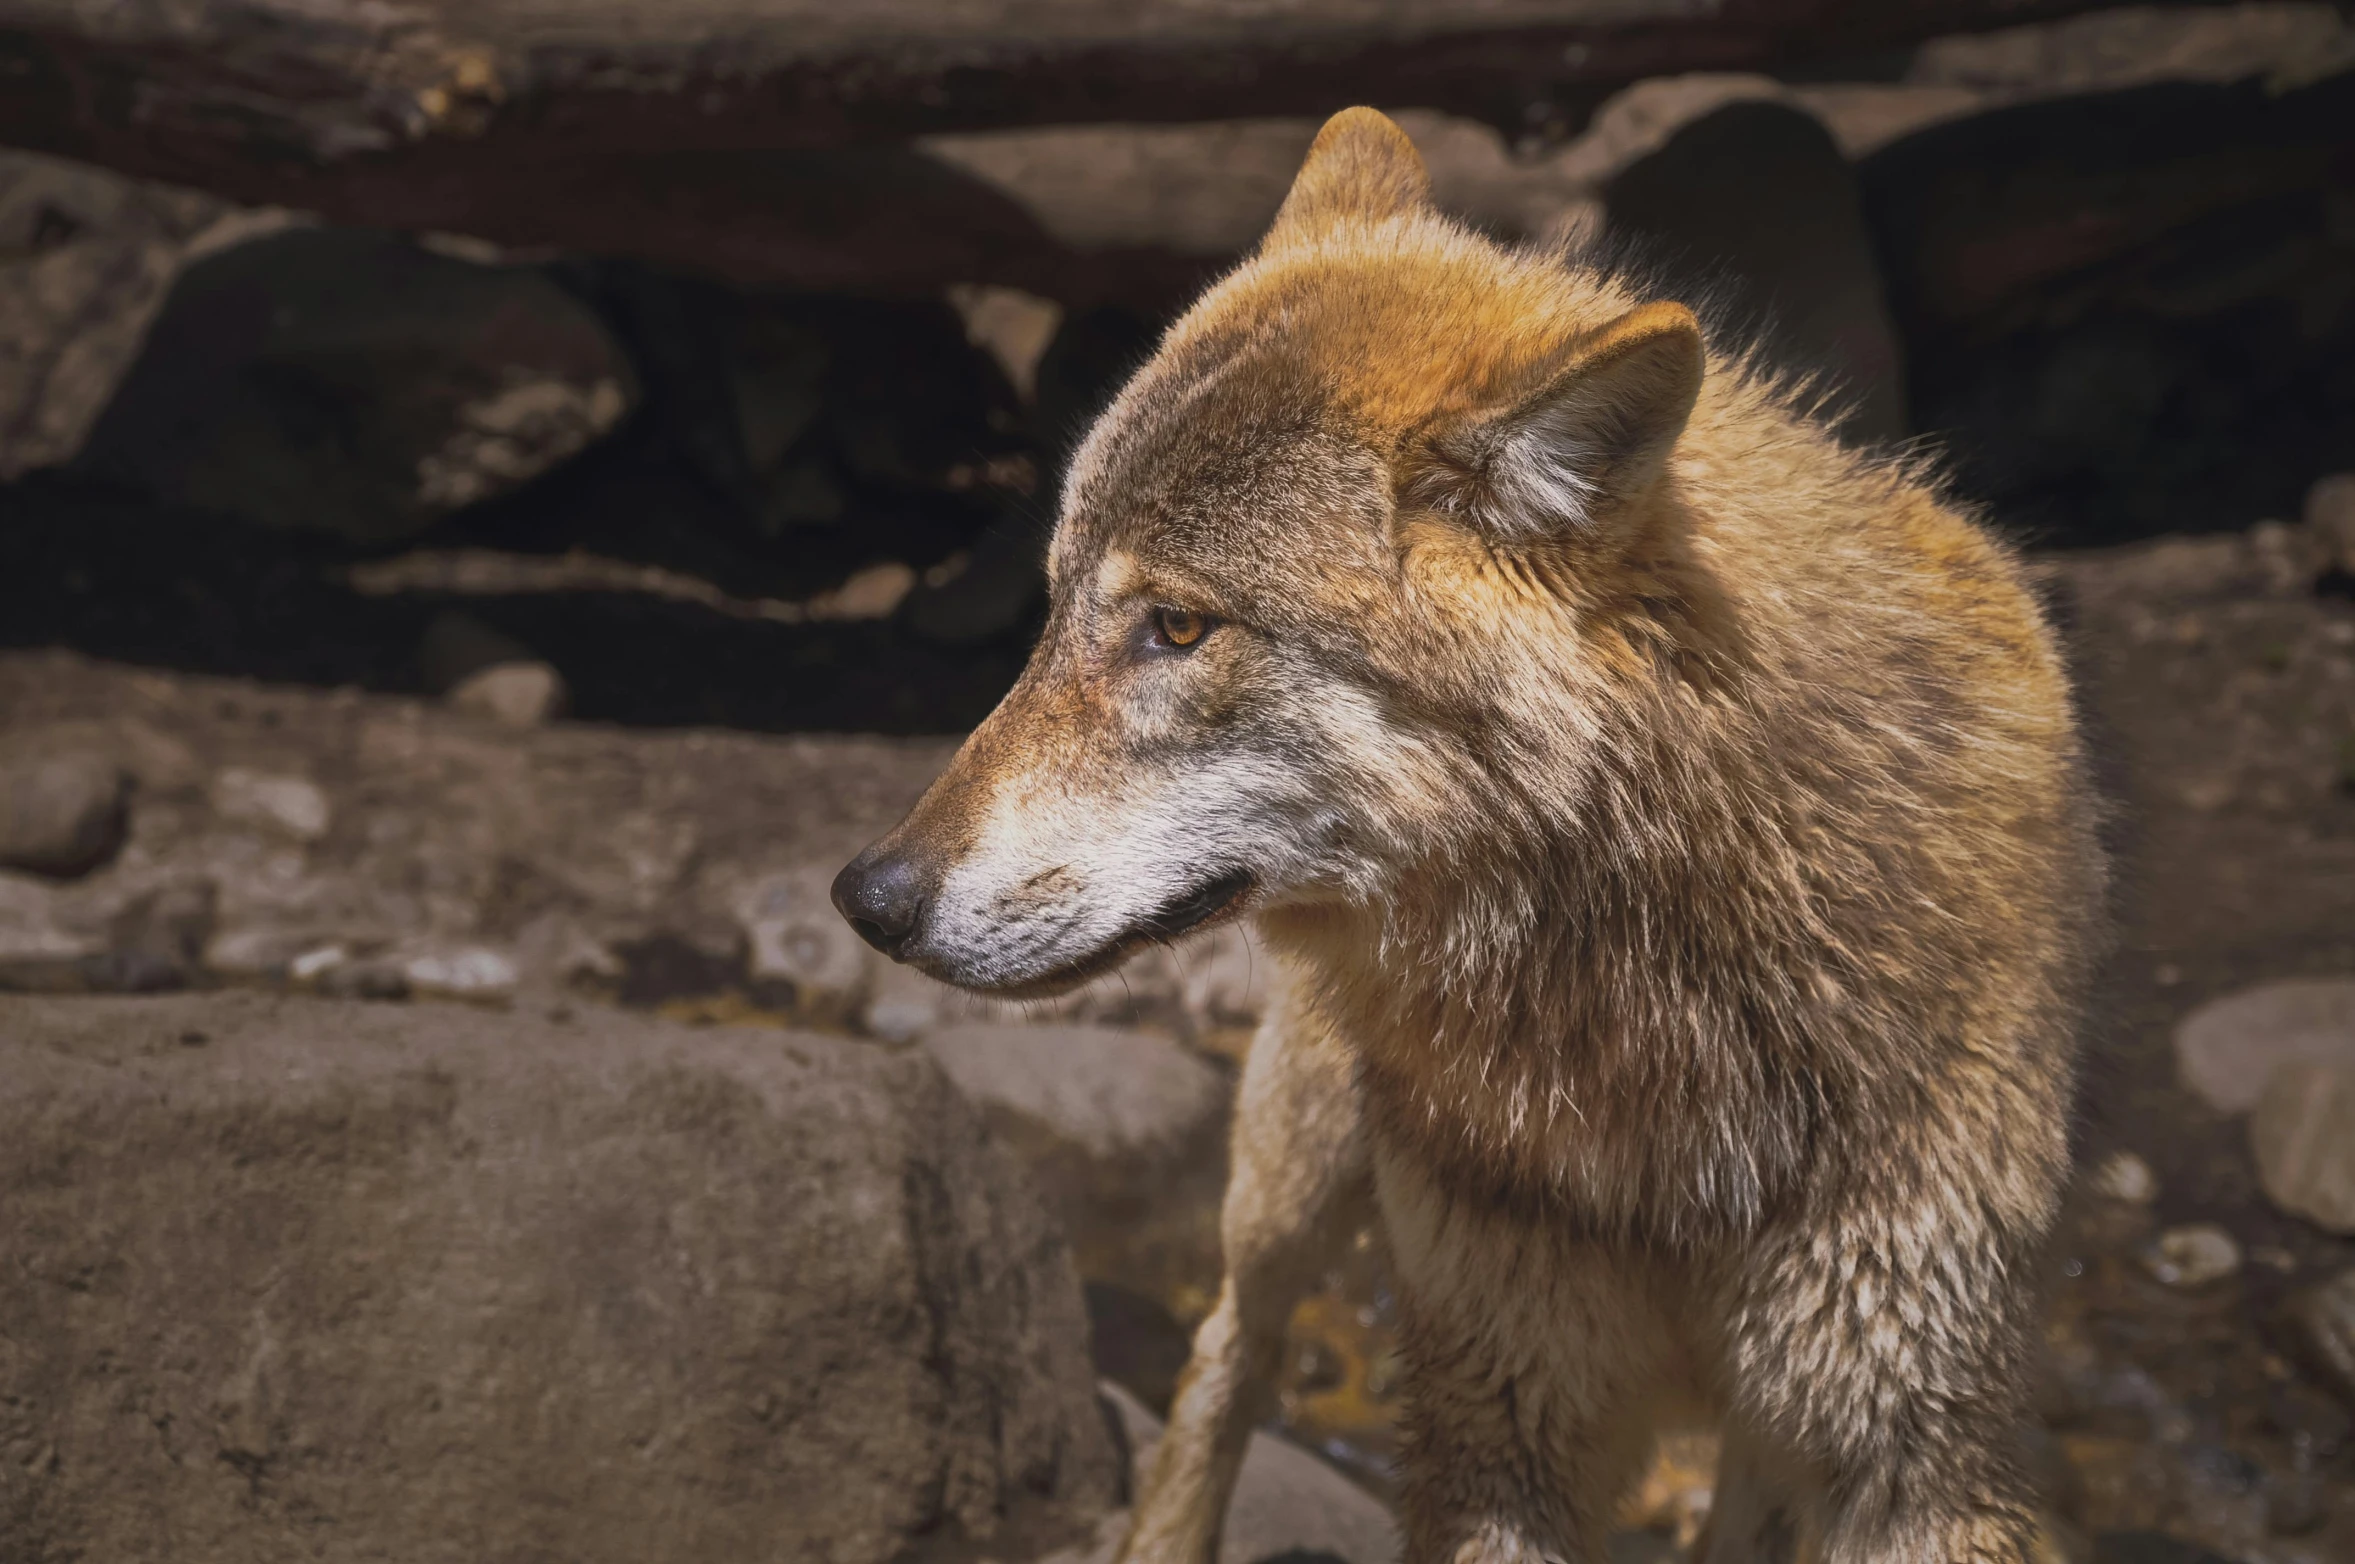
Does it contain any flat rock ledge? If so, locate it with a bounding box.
[0,991,1119,1564]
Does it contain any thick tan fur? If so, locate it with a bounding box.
[839,108,2104,1564]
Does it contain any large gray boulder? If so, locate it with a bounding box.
[0,991,1120,1563]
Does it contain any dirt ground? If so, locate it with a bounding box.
[3,510,2353,1563]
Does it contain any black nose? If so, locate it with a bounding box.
[831,849,928,957]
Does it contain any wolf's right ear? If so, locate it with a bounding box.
[1263,108,1431,251]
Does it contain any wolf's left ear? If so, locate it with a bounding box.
[1264,108,1431,250]
[1412,302,1704,543]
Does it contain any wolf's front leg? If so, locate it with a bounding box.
[1719,1175,2052,1564]
[1117,972,1372,1564]
[1379,1161,1675,1564]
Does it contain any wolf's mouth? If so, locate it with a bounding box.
[1135,868,1255,942]
[962,868,1255,1000]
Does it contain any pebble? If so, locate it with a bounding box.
[2173,978,2355,1113]
[2139,1223,2242,1289]
[447,661,567,727]
[2285,1268,2355,1411]
[2250,1059,2355,1234]
[2090,1149,2160,1204]
[402,945,520,999]
[99,879,219,991]
[210,767,332,842]
[0,752,129,879]
[735,869,872,1006]
[2264,1473,2328,1537]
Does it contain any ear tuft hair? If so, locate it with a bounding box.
[1416,302,1704,542]
[1264,108,1431,250]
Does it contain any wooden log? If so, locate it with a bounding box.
[0,0,2206,296]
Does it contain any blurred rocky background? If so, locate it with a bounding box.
[2,3,2354,1562]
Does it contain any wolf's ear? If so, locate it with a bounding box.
[1264,108,1431,250]
[1413,302,1703,542]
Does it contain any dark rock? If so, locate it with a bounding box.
[75,228,635,544]
[1605,99,1908,442]
[0,749,128,878]
[1861,72,2355,543]
[0,991,1120,1563]
[903,510,1051,646]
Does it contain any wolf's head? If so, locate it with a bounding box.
[834,108,1709,996]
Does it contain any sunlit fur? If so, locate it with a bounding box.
[850,109,2104,1564]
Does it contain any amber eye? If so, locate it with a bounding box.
[1152,606,1209,650]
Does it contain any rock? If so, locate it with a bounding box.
[2308,473,2355,582]
[2089,1149,2161,1204]
[2250,1059,2355,1233]
[0,991,1119,1563]
[951,283,1064,403]
[2173,978,2355,1113]
[733,866,874,1016]
[1099,1380,1398,1564]
[0,151,249,479]
[0,750,128,878]
[921,1023,1230,1227]
[812,561,919,621]
[75,227,636,544]
[99,879,219,992]
[208,766,331,842]
[1604,98,1908,442]
[2264,1472,2328,1537]
[2139,1224,2243,1288]
[1860,70,2355,543]
[448,661,568,727]
[2284,1268,2355,1411]
[398,943,521,999]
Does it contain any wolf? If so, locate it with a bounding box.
[834,108,2103,1564]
